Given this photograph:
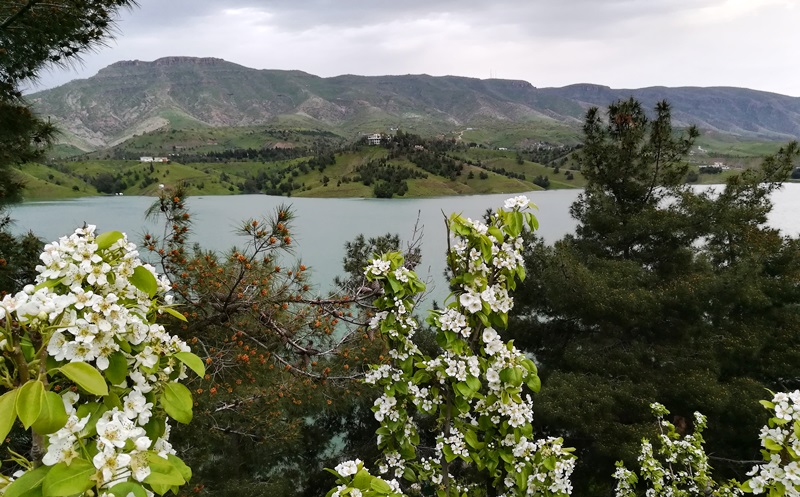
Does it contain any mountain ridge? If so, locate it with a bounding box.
[27,57,800,151]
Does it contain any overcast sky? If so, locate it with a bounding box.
[29,0,800,96]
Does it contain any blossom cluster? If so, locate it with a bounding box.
[0,225,199,497]
[746,391,800,497]
[327,459,403,497]
[614,403,741,497]
[328,197,575,497]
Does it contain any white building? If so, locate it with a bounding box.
[367,133,382,145]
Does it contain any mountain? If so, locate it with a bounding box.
[26,57,800,151]
[540,84,800,140]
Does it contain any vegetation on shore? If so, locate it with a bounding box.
[17,126,793,201]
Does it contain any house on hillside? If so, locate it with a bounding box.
[367,133,382,145]
[141,156,170,163]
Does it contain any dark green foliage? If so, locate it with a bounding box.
[386,131,464,179]
[161,146,310,164]
[0,215,43,294]
[699,165,724,174]
[90,171,126,193]
[520,144,582,165]
[373,179,407,198]
[0,95,55,206]
[532,175,550,188]
[484,164,526,180]
[1,0,136,204]
[509,98,800,494]
[357,159,427,184]
[1,0,136,99]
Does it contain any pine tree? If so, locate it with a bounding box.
[0,0,136,206]
[509,98,800,495]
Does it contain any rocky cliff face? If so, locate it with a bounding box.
[28,57,800,151]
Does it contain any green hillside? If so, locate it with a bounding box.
[18,133,594,200]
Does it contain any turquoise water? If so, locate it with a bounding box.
[8,185,800,302]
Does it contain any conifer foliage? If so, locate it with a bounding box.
[0,0,136,205]
[510,98,800,494]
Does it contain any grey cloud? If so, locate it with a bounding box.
[121,0,719,40]
[237,0,715,37]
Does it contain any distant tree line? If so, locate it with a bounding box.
[520,143,582,165]
[353,158,427,198]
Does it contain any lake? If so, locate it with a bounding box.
[7,184,800,303]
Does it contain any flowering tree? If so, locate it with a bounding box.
[327,196,576,497]
[613,403,741,497]
[613,391,800,497]
[0,224,203,497]
[743,391,800,497]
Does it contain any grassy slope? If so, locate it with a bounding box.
[23,120,792,200]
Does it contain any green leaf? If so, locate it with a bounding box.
[16,380,45,429]
[131,266,158,298]
[464,429,481,449]
[58,363,108,396]
[769,482,786,497]
[95,231,124,250]
[32,391,68,435]
[105,352,128,386]
[0,389,18,442]
[352,469,371,489]
[160,306,187,322]
[144,452,186,487]
[76,402,107,437]
[21,335,34,362]
[370,478,393,494]
[161,383,193,424]
[455,382,472,398]
[34,278,62,291]
[466,376,481,392]
[526,375,541,394]
[42,459,95,497]
[443,444,457,463]
[109,482,147,497]
[4,466,50,497]
[499,367,523,387]
[454,395,470,413]
[764,438,783,452]
[526,212,539,230]
[174,352,205,378]
[488,227,505,240]
[144,415,167,442]
[387,277,402,295]
[167,454,192,482]
[103,392,122,410]
[147,482,172,497]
